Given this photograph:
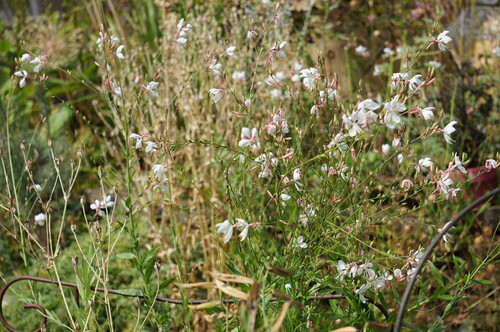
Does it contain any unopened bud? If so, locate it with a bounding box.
[154,261,161,271]
[48,139,53,148]
[71,223,76,233]
[71,255,78,266]
[20,141,26,151]
[133,296,141,309]
[77,148,83,159]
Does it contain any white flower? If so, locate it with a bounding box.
[441,121,457,144]
[438,221,455,243]
[416,157,433,173]
[293,169,303,191]
[208,59,222,76]
[115,45,125,60]
[398,154,404,164]
[299,205,315,227]
[215,220,233,243]
[281,193,291,207]
[247,30,258,39]
[355,45,368,56]
[176,18,192,48]
[145,141,158,153]
[232,71,245,82]
[234,218,249,241]
[153,178,169,193]
[238,128,261,150]
[382,144,390,155]
[336,260,350,281]
[454,153,466,174]
[293,236,308,249]
[145,81,159,98]
[20,53,31,62]
[111,82,122,96]
[34,213,46,226]
[30,57,44,73]
[383,47,394,58]
[152,164,167,179]
[299,68,320,90]
[401,179,413,190]
[328,134,349,152]
[392,137,401,148]
[14,70,28,88]
[436,172,454,196]
[428,60,442,68]
[493,46,500,57]
[90,195,115,217]
[130,133,143,149]
[391,72,409,89]
[176,37,187,48]
[357,99,380,112]
[271,41,287,58]
[408,74,422,91]
[320,88,338,101]
[383,96,406,130]
[373,65,383,76]
[208,88,224,104]
[433,30,452,52]
[485,159,499,170]
[33,184,43,192]
[421,107,435,120]
[284,283,292,292]
[224,46,237,58]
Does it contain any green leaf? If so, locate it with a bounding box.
[429,262,444,287]
[143,244,160,265]
[117,252,136,260]
[159,277,177,290]
[114,289,144,297]
[437,294,454,301]
[402,321,424,331]
[472,279,494,285]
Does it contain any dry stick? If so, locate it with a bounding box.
[394,187,500,332]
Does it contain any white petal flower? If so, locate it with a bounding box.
[408,74,422,91]
[153,178,169,193]
[247,30,258,39]
[130,133,143,149]
[416,157,433,173]
[14,70,28,88]
[145,81,159,98]
[215,219,233,243]
[209,59,222,76]
[421,107,435,120]
[208,88,224,104]
[453,153,466,174]
[434,30,452,51]
[442,121,457,144]
[30,57,44,73]
[115,45,126,60]
[20,53,31,62]
[382,144,390,155]
[299,68,320,90]
[238,127,260,150]
[293,236,308,249]
[152,164,166,179]
[34,213,46,226]
[281,193,291,206]
[224,46,237,58]
[234,218,249,241]
[145,141,158,153]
